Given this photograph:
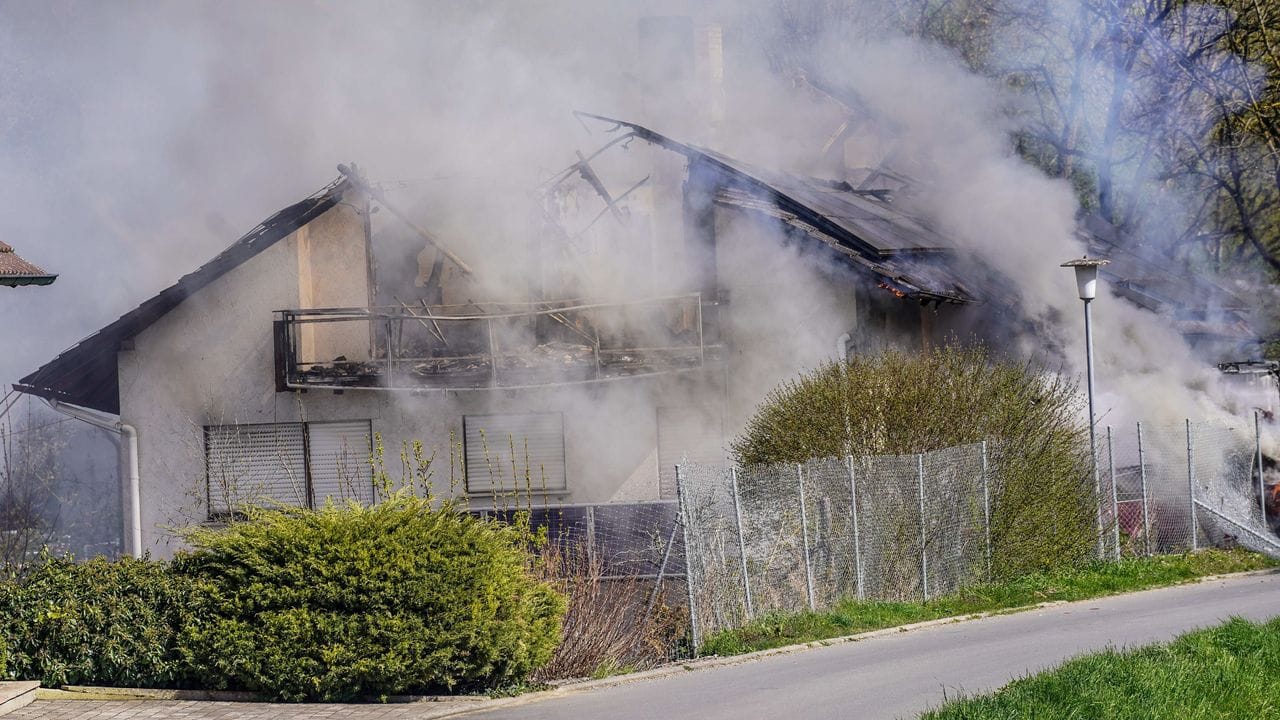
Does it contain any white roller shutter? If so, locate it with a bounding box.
[465,413,567,493]
[657,406,724,499]
[205,423,308,513]
[307,420,374,505]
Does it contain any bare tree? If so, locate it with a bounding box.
[0,392,65,573]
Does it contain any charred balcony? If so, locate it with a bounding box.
[275,293,724,391]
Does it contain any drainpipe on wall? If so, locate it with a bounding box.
[837,333,851,362]
[45,399,141,559]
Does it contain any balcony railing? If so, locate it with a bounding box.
[275,293,722,391]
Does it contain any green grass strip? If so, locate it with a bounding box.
[922,615,1280,719]
[698,549,1276,657]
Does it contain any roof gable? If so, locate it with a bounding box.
[15,178,349,413]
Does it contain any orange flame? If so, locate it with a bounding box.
[877,281,907,299]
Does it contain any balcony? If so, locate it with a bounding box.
[275,293,723,391]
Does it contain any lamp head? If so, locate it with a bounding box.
[1061,256,1110,300]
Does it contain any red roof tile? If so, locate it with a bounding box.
[0,242,55,282]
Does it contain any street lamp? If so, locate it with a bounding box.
[1062,256,1110,558]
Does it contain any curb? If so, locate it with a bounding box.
[53,685,489,704]
[0,682,39,717]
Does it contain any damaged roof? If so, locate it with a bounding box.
[0,241,57,287]
[15,178,349,414]
[577,114,976,304]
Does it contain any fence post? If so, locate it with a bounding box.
[1137,421,1151,557]
[847,456,864,600]
[1107,426,1119,560]
[585,504,597,566]
[674,464,700,653]
[796,463,816,611]
[917,453,929,602]
[1257,411,1267,527]
[1186,419,1198,551]
[981,441,992,581]
[729,467,754,618]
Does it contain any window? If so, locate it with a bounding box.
[204,420,373,517]
[464,413,567,495]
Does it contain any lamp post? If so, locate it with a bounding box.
[1062,256,1110,559]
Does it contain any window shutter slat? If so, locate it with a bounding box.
[205,423,307,513]
[307,420,374,505]
[464,413,566,493]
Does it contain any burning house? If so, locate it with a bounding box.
[11,110,995,556]
[13,94,1269,558]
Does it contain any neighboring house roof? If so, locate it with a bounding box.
[1076,214,1257,345]
[15,178,349,414]
[0,241,57,287]
[577,114,977,304]
[1077,214,1248,315]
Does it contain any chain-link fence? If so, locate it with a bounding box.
[1098,418,1280,561]
[474,416,1280,656]
[676,418,1280,649]
[676,442,992,648]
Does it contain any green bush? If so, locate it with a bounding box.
[0,632,7,679]
[732,344,1096,577]
[173,494,566,702]
[0,555,196,687]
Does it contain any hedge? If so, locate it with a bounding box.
[0,555,195,687]
[0,496,565,701]
[173,495,566,701]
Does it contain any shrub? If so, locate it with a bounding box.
[0,555,195,687]
[532,540,686,681]
[731,344,1097,577]
[173,494,566,702]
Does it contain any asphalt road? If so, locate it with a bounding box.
[469,572,1280,720]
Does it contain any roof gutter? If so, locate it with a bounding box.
[44,399,141,559]
[0,274,57,287]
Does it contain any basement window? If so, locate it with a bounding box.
[463,412,568,496]
[204,420,374,518]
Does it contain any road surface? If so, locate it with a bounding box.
[470,572,1280,720]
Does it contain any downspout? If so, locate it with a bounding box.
[836,333,851,362]
[45,399,141,559]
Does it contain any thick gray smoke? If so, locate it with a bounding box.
[1,0,1271,483]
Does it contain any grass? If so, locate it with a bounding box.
[698,548,1276,656]
[921,616,1280,718]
